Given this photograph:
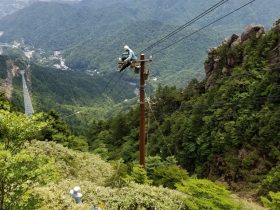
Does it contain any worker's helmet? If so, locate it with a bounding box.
[124,45,129,50]
[73,186,81,192]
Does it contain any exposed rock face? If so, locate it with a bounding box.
[241,25,265,42]
[231,37,242,47]
[204,54,223,89]
[0,57,32,100]
[268,22,280,69]
[205,49,215,76]
[222,67,231,76]
[204,23,274,90]
[223,34,239,47]
[0,59,19,99]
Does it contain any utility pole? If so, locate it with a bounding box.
[139,53,146,167]
[118,53,151,167]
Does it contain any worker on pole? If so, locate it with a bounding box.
[119,45,137,72]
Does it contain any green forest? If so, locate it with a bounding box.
[0,94,274,210]
[0,2,280,209]
[85,22,280,209]
[0,55,138,130]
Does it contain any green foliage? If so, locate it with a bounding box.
[52,133,89,152]
[0,138,246,210]
[0,108,92,209]
[26,141,113,185]
[105,159,129,188]
[152,85,184,120]
[0,144,59,210]
[152,165,188,189]
[0,92,11,111]
[0,104,245,209]
[86,109,139,161]
[126,164,152,185]
[0,54,136,132]
[8,140,114,209]
[86,24,280,203]
[177,179,239,210]
[261,191,280,210]
[20,142,190,209]
[146,156,189,189]
[0,110,48,151]
[259,165,280,196]
[34,180,189,210]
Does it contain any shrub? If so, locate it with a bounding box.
[259,165,280,195]
[261,191,280,210]
[177,179,239,210]
[152,165,188,189]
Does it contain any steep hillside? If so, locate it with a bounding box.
[86,21,280,203]
[0,55,137,130]
[0,0,279,86]
[1,0,280,44]
[0,97,258,210]
[65,20,220,85]
[0,0,81,19]
[0,0,28,19]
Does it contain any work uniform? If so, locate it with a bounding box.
[120,47,137,72]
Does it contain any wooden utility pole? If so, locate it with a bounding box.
[139,53,146,167]
[118,53,151,167]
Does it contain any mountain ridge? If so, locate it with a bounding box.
[0,0,279,87]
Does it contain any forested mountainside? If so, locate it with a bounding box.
[0,0,81,19]
[0,0,28,19]
[0,89,270,210]
[1,39,274,208]
[0,14,279,210]
[1,0,279,85]
[0,1,279,209]
[86,21,280,207]
[0,55,136,129]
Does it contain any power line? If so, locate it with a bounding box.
[140,0,230,53]
[61,0,259,119]
[118,0,256,100]
[36,4,129,107]
[152,0,257,55]
[50,1,231,118]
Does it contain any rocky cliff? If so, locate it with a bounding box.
[0,56,31,100]
[205,20,280,89]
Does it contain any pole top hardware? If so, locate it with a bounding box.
[136,59,153,62]
[117,57,152,75]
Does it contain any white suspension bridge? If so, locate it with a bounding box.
[20,70,33,116]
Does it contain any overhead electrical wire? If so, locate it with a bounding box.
[152,0,257,55]
[116,0,257,102]
[71,0,231,105]
[63,0,258,119]
[140,0,230,53]
[75,0,232,98]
